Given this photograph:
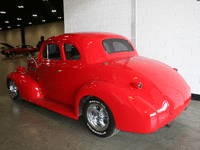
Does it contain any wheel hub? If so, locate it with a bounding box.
[87,103,109,132]
[9,81,18,98]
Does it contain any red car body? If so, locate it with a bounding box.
[1,43,38,57]
[6,33,191,135]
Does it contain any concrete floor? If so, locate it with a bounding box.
[0,53,200,150]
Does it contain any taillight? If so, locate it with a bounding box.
[130,82,143,89]
[173,68,178,72]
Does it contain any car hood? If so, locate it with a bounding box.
[108,56,191,113]
[0,43,15,49]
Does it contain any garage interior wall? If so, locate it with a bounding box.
[0,21,64,48]
[2,28,22,47]
[64,0,132,41]
[25,21,64,47]
[137,0,200,94]
[0,31,5,44]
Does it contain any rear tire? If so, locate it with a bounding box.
[7,80,21,100]
[83,97,118,138]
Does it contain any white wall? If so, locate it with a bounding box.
[137,0,200,94]
[64,0,132,40]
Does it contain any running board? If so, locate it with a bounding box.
[25,98,77,120]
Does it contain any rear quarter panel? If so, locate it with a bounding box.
[75,80,156,133]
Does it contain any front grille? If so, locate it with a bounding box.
[1,50,5,54]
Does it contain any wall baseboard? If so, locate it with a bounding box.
[191,94,200,101]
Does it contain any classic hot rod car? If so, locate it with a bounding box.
[6,32,191,137]
[1,43,38,57]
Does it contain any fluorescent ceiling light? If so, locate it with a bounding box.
[5,21,9,23]
[17,18,22,20]
[52,10,56,13]
[32,14,37,17]
[0,11,6,14]
[18,5,24,8]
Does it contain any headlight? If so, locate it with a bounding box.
[5,50,10,53]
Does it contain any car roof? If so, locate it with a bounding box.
[44,32,138,64]
[48,32,124,39]
[46,32,125,41]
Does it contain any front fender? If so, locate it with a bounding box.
[7,67,44,100]
[75,80,158,133]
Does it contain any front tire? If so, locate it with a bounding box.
[7,80,21,100]
[83,97,118,138]
[30,50,35,55]
[11,51,16,57]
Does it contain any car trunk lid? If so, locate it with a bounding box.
[109,56,191,114]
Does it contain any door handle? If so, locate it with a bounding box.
[55,70,62,74]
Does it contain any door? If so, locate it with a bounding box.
[17,45,26,54]
[38,43,65,102]
[60,43,84,105]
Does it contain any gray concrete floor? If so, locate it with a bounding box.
[0,53,200,150]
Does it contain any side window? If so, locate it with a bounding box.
[64,44,80,60]
[42,44,61,60]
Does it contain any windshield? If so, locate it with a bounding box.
[103,39,133,54]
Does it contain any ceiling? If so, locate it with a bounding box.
[0,0,64,31]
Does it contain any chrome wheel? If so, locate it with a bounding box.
[8,80,18,98]
[83,98,118,137]
[87,103,109,131]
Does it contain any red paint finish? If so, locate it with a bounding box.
[6,32,191,133]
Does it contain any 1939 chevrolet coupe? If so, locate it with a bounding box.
[6,32,191,137]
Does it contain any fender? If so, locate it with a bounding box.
[74,80,159,133]
[7,67,44,100]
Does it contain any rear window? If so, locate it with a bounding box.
[103,39,133,54]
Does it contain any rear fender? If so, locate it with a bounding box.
[75,80,155,132]
[7,67,44,100]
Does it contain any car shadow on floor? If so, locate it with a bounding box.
[10,98,89,134]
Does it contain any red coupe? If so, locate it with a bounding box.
[6,33,191,137]
[1,43,38,57]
